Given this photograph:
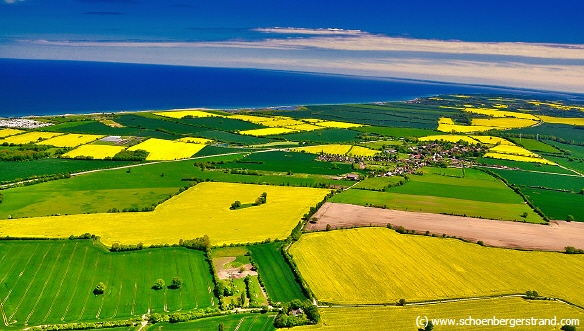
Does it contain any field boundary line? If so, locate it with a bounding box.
[24,243,67,325]
[78,253,101,320]
[61,246,88,321]
[318,293,584,312]
[111,254,126,319]
[7,246,53,321]
[95,255,113,319]
[476,165,583,178]
[0,243,35,304]
[42,242,78,323]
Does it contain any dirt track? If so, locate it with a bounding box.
[306,202,584,251]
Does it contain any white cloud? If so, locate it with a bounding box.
[3,28,584,93]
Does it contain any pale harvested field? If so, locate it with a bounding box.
[306,202,584,251]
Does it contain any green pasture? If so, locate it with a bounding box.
[353,176,405,191]
[521,188,584,221]
[488,168,584,192]
[213,151,359,176]
[248,242,307,303]
[0,240,215,328]
[478,157,573,174]
[509,137,561,153]
[355,126,439,138]
[0,159,135,183]
[149,313,276,331]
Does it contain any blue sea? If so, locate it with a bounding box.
[1,59,581,118]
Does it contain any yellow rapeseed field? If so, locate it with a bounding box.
[483,153,556,165]
[176,137,214,144]
[300,298,584,331]
[489,144,537,157]
[437,123,495,133]
[438,117,455,125]
[290,228,584,306]
[0,131,63,145]
[292,144,353,155]
[312,120,363,129]
[153,109,222,118]
[471,118,538,129]
[229,114,273,123]
[0,182,330,246]
[347,146,378,157]
[127,138,206,160]
[538,115,584,126]
[418,135,478,144]
[238,127,297,136]
[463,108,538,120]
[62,144,126,159]
[469,135,513,146]
[286,123,324,132]
[0,128,24,138]
[37,133,104,147]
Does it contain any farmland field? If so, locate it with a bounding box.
[212,151,358,176]
[354,126,439,138]
[0,158,136,183]
[37,134,104,147]
[0,131,62,145]
[289,228,584,305]
[0,240,215,328]
[521,188,584,221]
[127,138,206,160]
[298,297,584,331]
[277,128,361,143]
[62,144,126,159]
[248,242,307,303]
[0,128,24,138]
[150,313,276,331]
[0,182,331,246]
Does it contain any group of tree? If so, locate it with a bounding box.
[108,149,148,161]
[565,246,584,254]
[110,242,144,252]
[180,235,211,251]
[152,277,183,290]
[274,299,320,328]
[253,192,267,205]
[0,143,51,161]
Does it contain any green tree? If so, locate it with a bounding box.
[230,200,241,210]
[171,277,183,289]
[561,325,576,331]
[325,224,331,231]
[93,282,106,295]
[567,215,575,222]
[424,321,434,331]
[153,278,166,290]
[218,322,224,331]
[520,212,528,219]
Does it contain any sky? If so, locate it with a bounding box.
[1,0,583,93]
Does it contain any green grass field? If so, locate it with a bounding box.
[479,157,573,174]
[290,228,584,306]
[546,140,584,159]
[522,188,584,221]
[488,168,584,192]
[353,176,405,190]
[213,151,358,176]
[386,168,524,204]
[149,313,276,331]
[248,242,307,303]
[298,297,584,331]
[0,240,215,328]
[0,159,136,183]
[509,138,561,154]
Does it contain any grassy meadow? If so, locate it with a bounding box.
[0,240,215,328]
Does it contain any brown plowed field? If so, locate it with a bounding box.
[306,202,584,251]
